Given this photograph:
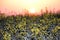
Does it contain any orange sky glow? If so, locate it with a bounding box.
[0,0,60,15]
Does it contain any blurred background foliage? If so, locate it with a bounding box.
[0,12,60,40]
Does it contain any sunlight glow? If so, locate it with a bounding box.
[29,8,36,13]
[0,0,60,15]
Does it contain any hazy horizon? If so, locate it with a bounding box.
[0,0,60,15]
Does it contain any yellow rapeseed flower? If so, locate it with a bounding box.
[31,28,40,35]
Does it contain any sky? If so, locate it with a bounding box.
[0,0,60,15]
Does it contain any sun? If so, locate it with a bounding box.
[28,8,36,13]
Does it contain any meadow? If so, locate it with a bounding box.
[0,12,60,40]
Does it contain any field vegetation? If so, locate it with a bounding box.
[0,12,60,40]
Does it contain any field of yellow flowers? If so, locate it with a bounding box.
[0,12,60,40]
